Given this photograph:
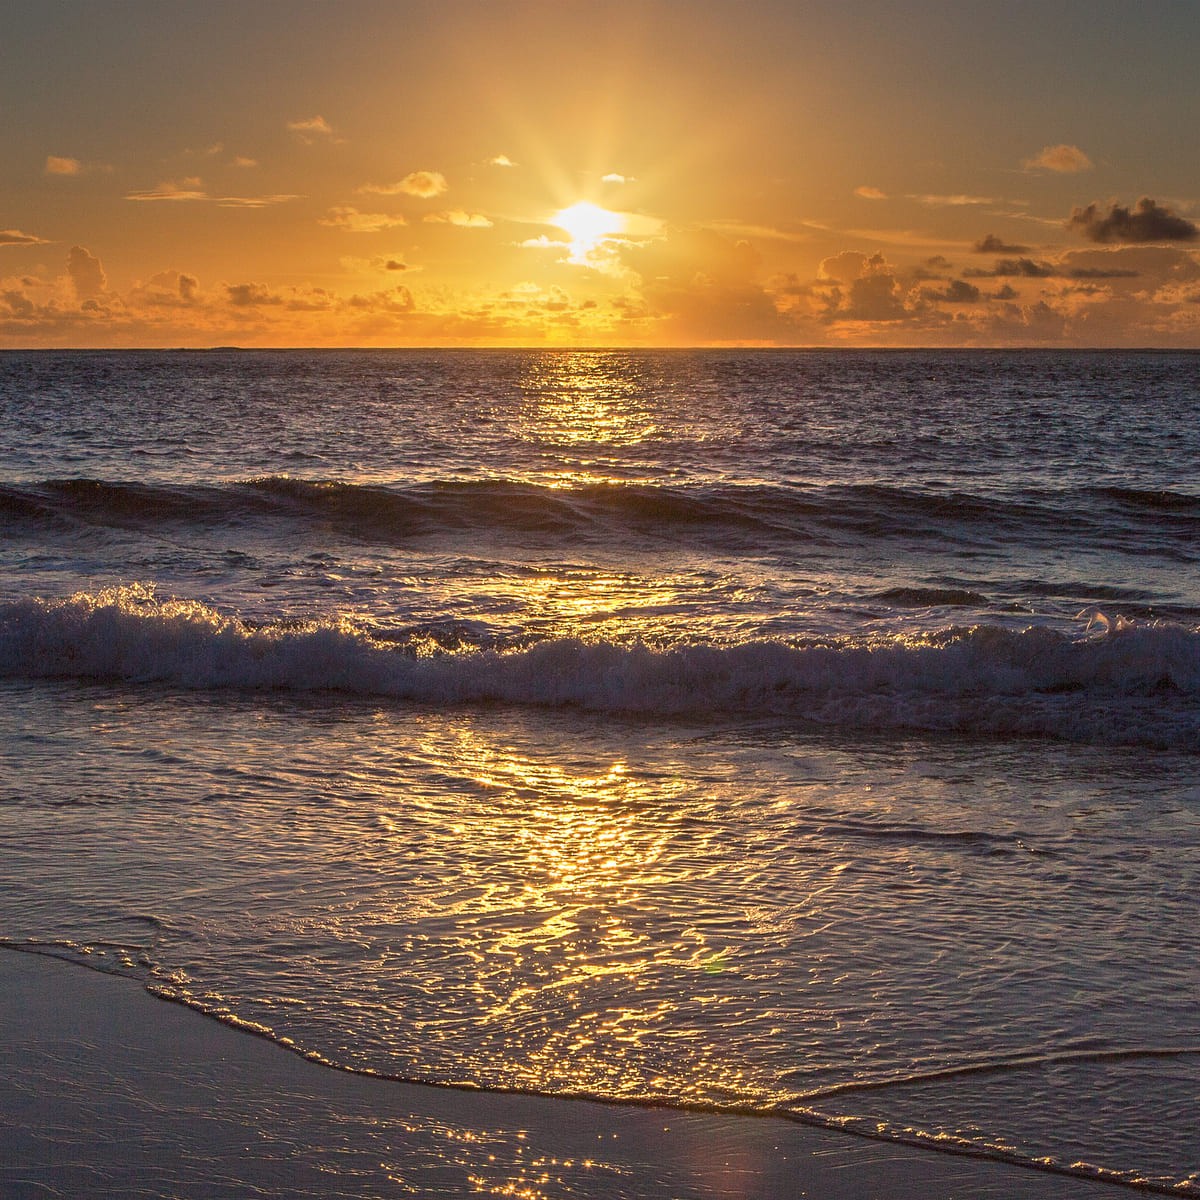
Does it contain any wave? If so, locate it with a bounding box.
[2,476,1196,554]
[1,586,1196,749]
[1092,485,1200,513]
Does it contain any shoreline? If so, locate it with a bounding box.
[1,947,1133,1199]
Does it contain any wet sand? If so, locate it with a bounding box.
[0,948,1130,1199]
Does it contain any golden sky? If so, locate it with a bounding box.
[4,1,1200,347]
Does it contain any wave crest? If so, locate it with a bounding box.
[1,586,1196,749]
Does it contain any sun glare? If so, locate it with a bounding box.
[552,201,625,260]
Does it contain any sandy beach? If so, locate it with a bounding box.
[0,948,1134,1200]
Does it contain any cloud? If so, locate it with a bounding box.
[0,229,51,247]
[361,171,448,199]
[1068,266,1139,280]
[45,156,83,176]
[215,194,300,208]
[973,233,1030,254]
[817,251,875,284]
[854,186,887,200]
[910,193,996,207]
[619,227,793,343]
[424,210,492,228]
[602,173,630,184]
[231,156,258,168]
[319,206,407,233]
[488,154,516,168]
[1067,197,1198,243]
[67,246,107,300]
[226,283,283,307]
[1024,144,1093,173]
[964,257,1056,278]
[126,178,207,202]
[127,270,200,308]
[287,115,337,142]
[923,279,982,303]
[836,264,907,321]
[344,285,414,314]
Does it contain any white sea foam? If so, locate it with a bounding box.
[2,586,1196,749]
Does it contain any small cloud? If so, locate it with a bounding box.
[1024,143,1093,173]
[488,154,517,167]
[911,193,996,207]
[126,178,207,202]
[44,155,110,177]
[231,156,258,169]
[992,284,1019,300]
[1068,266,1139,279]
[287,115,338,142]
[45,155,83,176]
[215,193,300,208]
[399,170,447,198]
[0,228,51,246]
[1067,197,1198,243]
[520,234,566,249]
[964,257,1057,278]
[602,173,630,184]
[340,255,418,274]
[974,233,1030,254]
[996,257,1056,277]
[922,279,982,303]
[319,206,407,233]
[361,171,448,199]
[854,186,887,200]
[424,210,492,228]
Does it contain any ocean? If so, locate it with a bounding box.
[1,348,1197,1193]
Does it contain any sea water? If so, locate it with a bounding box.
[0,349,1197,1192]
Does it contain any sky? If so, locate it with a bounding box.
[4,0,1200,348]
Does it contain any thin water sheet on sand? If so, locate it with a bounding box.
[1,950,1130,1200]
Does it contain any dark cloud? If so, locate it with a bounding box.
[965,257,1056,279]
[1068,267,1139,280]
[1067,197,1198,244]
[923,279,982,303]
[226,283,282,307]
[991,284,1019,301]
[995,257,1055,278]
[67,246,107,300]
[973,233,1030,254]
[840,272,906,322]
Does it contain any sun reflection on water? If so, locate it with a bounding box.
[516,351,662,456]
[354,720,785,1105]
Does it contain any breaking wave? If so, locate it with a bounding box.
[2,586,1196,750]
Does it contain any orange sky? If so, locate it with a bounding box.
[4,1,1200,348]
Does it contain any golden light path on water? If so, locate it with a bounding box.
[365,720,793,1106]
[516,350,664,452]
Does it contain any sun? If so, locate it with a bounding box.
[551,201,625,260]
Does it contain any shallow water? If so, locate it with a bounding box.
[1,350,1197,1191]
